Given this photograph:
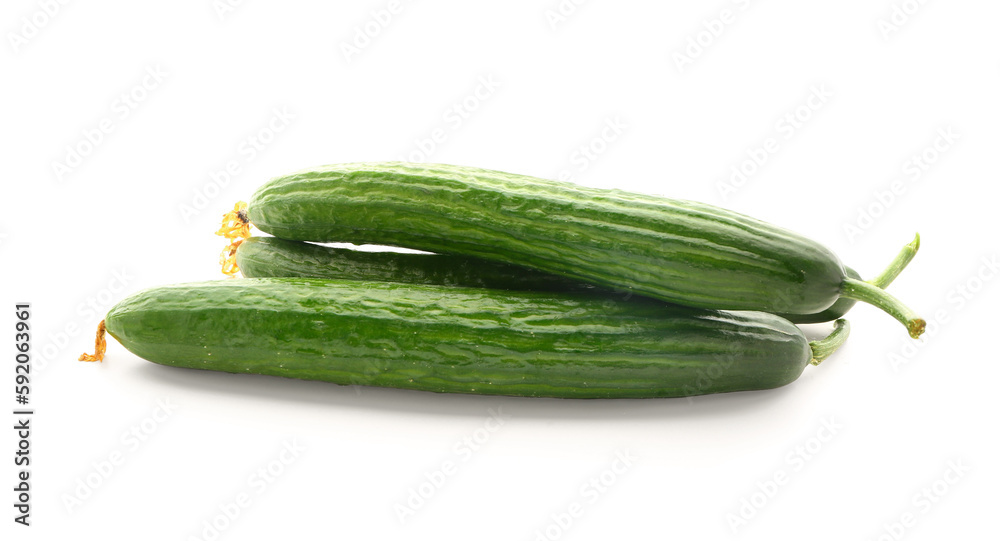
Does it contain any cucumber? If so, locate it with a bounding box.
[235,236,602,293]
[236,235,919,324]
[91,278,849,399]
[244,162,925,337]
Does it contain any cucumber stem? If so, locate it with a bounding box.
[840,278,925,338]
[869,233,920,288]
[809,319,850,365]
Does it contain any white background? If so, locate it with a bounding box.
[2,1,998,539]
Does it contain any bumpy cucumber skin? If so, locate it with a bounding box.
[104,278,812,399]
[236,236,604,293]
[238,237,857,323]
[247,162,846,315]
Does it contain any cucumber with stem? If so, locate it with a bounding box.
[235,235,919,324]
[79,278,851,399]
[237,162,926,337]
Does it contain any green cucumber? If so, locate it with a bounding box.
[244,162,925,337]
[94,278,849,399]
[235,236,602,293]
[236,234,919,324]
